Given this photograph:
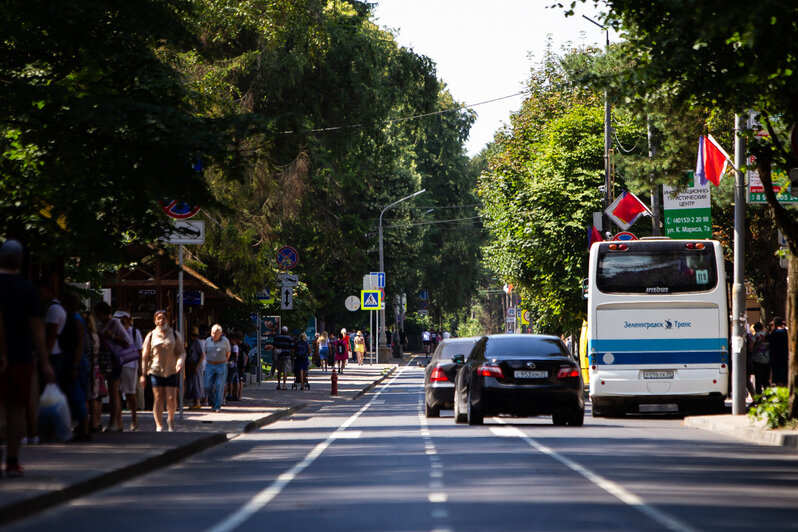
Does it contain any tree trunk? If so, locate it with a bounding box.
[788,255,798,419]
[756,148,798,418]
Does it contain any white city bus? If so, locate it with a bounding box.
[587,238,729,416]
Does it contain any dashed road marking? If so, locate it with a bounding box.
[491,421,698,532]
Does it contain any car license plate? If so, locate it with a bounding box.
[514,370,548,379]
[643,370,674,379]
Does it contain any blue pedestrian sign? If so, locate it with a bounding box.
[361,290,382,310]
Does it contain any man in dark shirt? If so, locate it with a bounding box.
[0,240,55,477]
[273,326,294,390]
[767,317,789,386]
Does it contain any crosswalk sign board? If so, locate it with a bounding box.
[361,289,381,310]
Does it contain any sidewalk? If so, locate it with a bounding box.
[683,411,798,450]
[0,363,398,526]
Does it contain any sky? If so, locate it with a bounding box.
[370,0,616,156]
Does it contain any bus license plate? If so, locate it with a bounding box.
[643,370,674,379]
[515,370,548,379]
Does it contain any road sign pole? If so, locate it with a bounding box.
[178,243,184,423]
[369,310,374,366]
[731,114,747,415]
[256,315,261,385]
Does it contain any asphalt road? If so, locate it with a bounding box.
[7,358,798,532]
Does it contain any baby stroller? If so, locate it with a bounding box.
[291,352,310,390]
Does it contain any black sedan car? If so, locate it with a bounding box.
[453,334,585,426]
[424,337,479,417]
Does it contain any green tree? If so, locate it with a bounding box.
[0,0,226,274]
[479,48,642,334]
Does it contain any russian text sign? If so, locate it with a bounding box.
[663,176,712,239]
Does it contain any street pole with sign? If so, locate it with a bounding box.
[162,218,205,422]
[379,190,425,357]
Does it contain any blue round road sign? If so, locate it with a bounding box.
[276,246,299,270]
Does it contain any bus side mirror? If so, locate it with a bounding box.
[452,354,465,364]
[581,278,589,300]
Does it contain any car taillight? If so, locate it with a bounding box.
[430,367,448,382]
[478,364,504,379]
[557,366,580,379]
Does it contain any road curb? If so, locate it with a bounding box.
[684,415,798,450]
[351,365,398,400]
[242,404,306,434]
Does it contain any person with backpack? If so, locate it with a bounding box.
[140,310,185,432]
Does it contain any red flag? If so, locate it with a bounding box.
[696,134,730,186]
[611,191,649,225]
[588,226,603,250]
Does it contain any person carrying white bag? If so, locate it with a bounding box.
[37,382,72,442]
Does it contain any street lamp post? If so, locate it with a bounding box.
[378,189,426,360]
[583,15,612,231]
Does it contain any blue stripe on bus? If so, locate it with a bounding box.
[589,338,727,352]
[589,351,728,365]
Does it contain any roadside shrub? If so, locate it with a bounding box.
[748,387,792,429]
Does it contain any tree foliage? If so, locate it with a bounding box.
[0,1,235,274]
[479,47,642,334]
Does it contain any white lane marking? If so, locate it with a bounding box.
[206,366,409,532]
[491,421,698,532]
[430,470,443,478]
[330,431,362,439]
[428,493,448,503]
[429,480,444,489]
[431,509,449,519]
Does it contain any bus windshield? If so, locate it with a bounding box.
[596,243,718,294]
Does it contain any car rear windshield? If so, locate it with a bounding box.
[485,337,569,359]
[437,341,476,360]
[596,242,718,294]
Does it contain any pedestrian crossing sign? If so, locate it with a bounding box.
[361,289,382,310]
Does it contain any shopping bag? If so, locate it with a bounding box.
[108,340,140,366]
[38,383,73,441]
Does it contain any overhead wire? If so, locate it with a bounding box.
[274,90,531,135]
[382,215,481,229]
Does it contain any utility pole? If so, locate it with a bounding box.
[583,15,612,229]
[731,114,747,415]
[379,189,425,359]
[648,119,661,235]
